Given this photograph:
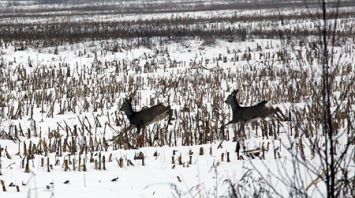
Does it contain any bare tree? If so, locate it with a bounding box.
[236,0,355,197]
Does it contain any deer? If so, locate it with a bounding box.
[118,97,173,148]
[225,89,286,138]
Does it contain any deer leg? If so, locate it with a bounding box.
[167,107,174,125]
[136,126,142,148]
[235,122,245,140]
[273,113,286,129]
[232,124,237,142]
[124,125,136,149]
[262,120,268,137]
[275,112,284,121]
[240,122,246,139]
[139,126,146,148]
[275,107,287,121]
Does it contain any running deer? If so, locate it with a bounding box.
[119,97,173,147]
[225,89,286,136]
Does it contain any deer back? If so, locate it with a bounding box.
[238,100,274,121]
[133,103,171,126]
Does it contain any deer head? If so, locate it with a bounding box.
[120,98,135,121]
[225,89,239,107]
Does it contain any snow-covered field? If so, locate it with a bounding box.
[0,1,354,198]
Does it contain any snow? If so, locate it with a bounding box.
[0,2,354,198]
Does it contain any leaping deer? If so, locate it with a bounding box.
[225,89,286,137]
[119,97,173,148]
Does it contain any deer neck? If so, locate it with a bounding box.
[123,104,135,123]
[230,98,240,121]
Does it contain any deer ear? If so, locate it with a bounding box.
[232,89,238,96]
[128,97,133,103]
